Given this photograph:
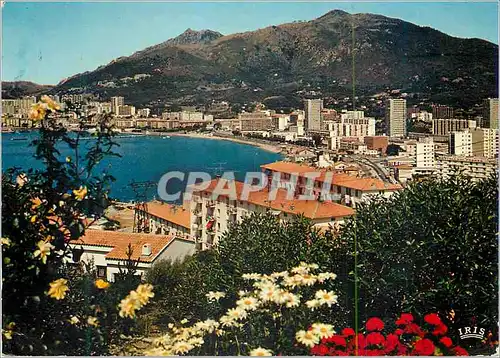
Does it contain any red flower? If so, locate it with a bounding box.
[405,323,425,337]
[414,338,436,355]
[424,313,442,325]
[384,333,400,353]
[439,337,453,348]
[311,344,329,356]
[366,317,385,331]
[433,323,448,336]
[324,335,347,347]
[396,313,414,325]
[365,349,383,356]
[454,347,469,356]
[366,332,385,346]
[341,328,355,337]
[394,328,404,336]
[397,344,408,355]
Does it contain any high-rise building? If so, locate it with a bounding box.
[110,96,124,114]
[432,119,476,136]
[431,104,454,119]
[385,99,407,137]
[238,112,272,131]
[470,128,499,158]
[482,98,499,129]
[305,99,323,131]
[406,137,435,170]
[449,131,472,156]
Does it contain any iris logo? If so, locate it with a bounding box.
[458,326,486,340]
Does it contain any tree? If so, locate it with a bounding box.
[336,175,498,353]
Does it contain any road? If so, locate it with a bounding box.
[351,155,398,184]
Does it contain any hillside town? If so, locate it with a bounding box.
[2,93,497,277]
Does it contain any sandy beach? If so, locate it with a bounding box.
[165,132,284,154]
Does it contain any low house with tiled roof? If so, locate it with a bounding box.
[261,161,402,208]
[190,178,355,250]
[134,201,191,237]
[68,230,195,281]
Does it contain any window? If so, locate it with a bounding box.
[97,265,107,278]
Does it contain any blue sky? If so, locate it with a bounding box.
[3,1,498,85]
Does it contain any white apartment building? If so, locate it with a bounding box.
[449,131,473,156]
[137,108,151,118]
[272,115,289,131]
[385,99,407,137]
[326,111,376,140]
[435,155,497,182]
[2,96,37,117]
[68,230,195,282]
[471,128,499,158]
[405,137,436,174]
[190,178,355,250]
[111,96,124,114]
[305,99,323,131]
[117,105,136,117]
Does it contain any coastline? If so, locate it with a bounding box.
[164,132,284,154]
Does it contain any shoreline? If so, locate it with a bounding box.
[162,132,284,154]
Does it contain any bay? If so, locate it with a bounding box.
[1,132,282,203]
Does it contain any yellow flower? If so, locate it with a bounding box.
[226,307,247,321]
[242,273,262,280]
[65,156,71,163]
[315,290,338,307]
[28,103,47,121]
[136,283,154,305]
[119,291,142,318]
[2,322,15,340]
[206,291,225,302]
[69,316,80,325]
[305,299,320,311]
[47,278,69,300]
[31,197,43,210]
[73,186,88,201]
[41,95,61,111]
[296,329,320,347]
[250,347,273,356]
[1,237,11,247]
[87,316,99,327]
[236,296,259,311]
[172,341,194,354]
[258,285,279,302]
[95,278,110,289]
[317,272,337,283]
[30,215,38,223]
[311,323,335,339]
[34,240,55,264]
[283,292,301,308]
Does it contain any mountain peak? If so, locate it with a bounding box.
[317,9,350,19]
[166,28,223,45]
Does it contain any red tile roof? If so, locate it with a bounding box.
[261,161,402,192]
[194,179,355,220]
[71,230,190,263]
[135,202,190,229]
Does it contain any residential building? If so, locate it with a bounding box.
[115,119,136,128]
[179,111,204,122]
[290,110,305,127]
[432,104,454,119]
[483,98,499,129]
[190,178,355,249]
[137,108,151,118]
[305,99,323,131]
[162,112,182,120]
[321,109,338,123]
[470,128,499,158]
[385,99,407,137]
[2,96,36,118]
[62,94,85,104]
[449,131,472,156]
[68,230,195,282]
[406,137,436,174]
[271,114,289,131]
[110,96,124,114]
[117,105,136,117]
[326,111,376,139]
[239,112,272,132]
[364,136,389,154]
[134,201,191,237]
[435,155,497,182]
[432,118,476,136]
[261,161,402,208]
